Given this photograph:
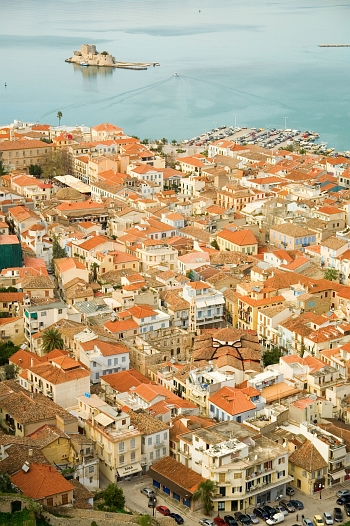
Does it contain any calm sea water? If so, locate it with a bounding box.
[1,0,350,150]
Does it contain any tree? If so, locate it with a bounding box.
[41,328,64,354]
[211,240,220,250]
[324,268,339,281]
[41,148,70,179]
[91,262,99,282]
[262,346,282,367]
[0,341,20,366]
[95,483,125,512]
[0,160,8,176]
[171,139,177,145]
[52,235,66,259]
[57,111,63,125]
[161,137,168,145]
[0,473,17,493]
[29,164,43,177]
[192,479,216,515]
[4,363,17,380]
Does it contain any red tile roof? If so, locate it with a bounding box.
[10,463,74,500]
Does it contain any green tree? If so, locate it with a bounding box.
[0,473,17,493]
[201,149,208,157]
[0,287,18,292]
[0,160,8,176]
[324,268,339,281]
[95,483,125,512]
[262,346,282,367]
[138,516,152,526]
[171,139,177,145]
[161,137,168,145]
[57,111,63,125]
[52,235,66,259]
[141,138,149,145]
[41,328,64,354]
[0,341,20,366]
[41,148,70,179]
[192,479,216,515]
[91,262,99,282]
[4,363,17,380]
[29,164,43,177]
[210,240,220,250]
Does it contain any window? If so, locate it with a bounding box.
[150,452,153,460]
[122,419,126,425]
[218,502,225,511]
[156,449,160,458]
[156,435,160,445]
[278,457,285,464]
[41,311,46,317]
[131,451,136,461]
[62,494,68,505]
[122,357,126,362]
[86,447,90,454]
[219,473,226,483]
[58,309,63,314]
[163,447,166,455]
[114,358,118,365]
[234,472,242,479]
[163,432,167,440]
[107,359,112,366]
[92,362,96,368]
[119,442,125,452]
[119,455,124,464]
[89,465,94,473]
[46,498,53,506]
[148,437,152,446]
[130,438,135,448]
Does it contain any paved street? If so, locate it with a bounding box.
[117,475,350,526]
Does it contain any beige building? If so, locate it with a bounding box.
[269,223,316,250]
[136,239,178,271]
[0,316,24,346]
[77,394,143,483]
[0,139,51,170]
[19,355,91,409]
[217,228,259,254]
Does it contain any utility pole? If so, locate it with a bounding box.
[283,117,288,130]
[233,114,237,128]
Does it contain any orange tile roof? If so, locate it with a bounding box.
[10,463,74,500]
[77,235,110,251]
[218,228,258,246]
[101,368,151,392]
[104,319,139,333]
[54,257,86,272]
[127,305,157,318]
[209,387,256,415]
[82,340,130,357]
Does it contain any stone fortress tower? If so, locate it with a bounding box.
[72,44,116,66]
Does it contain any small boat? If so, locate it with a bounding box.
[80,62,89,67]
[174,72,178,76]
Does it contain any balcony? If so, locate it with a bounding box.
[154,441,165,449]
[212,475,294,500]
[180,449,191,458]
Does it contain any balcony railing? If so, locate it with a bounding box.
[212,475,294,500]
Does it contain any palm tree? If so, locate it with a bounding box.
[41,328,64,354]
[57,111,63,125]
[192,479,216,515]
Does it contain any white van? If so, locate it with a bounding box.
[266,513,285,525]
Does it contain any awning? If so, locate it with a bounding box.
[330,470,347,479]
[117,463,142,477]
[94,413,114,427]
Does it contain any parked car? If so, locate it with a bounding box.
[275,507,288,517]
[333,509,343,523]
[302,519,313,526]
[333,508,343,522]
[140,487,155,498]
[336,495,350,505]
[345,503,350,517]
[224,516,238,526]
[280,501,295,513]
[170,513,184,524]
[247,514,259,524]
[156,506,171,516]
[200,520,214,526]
[286,487,295,496]
[313,516,324,526]
[214,518,227,526]
[266,513,285,526]
[238,515,251,526]
[290,500,304,510]
[263,506,278,518]
[148,496,157,507]
[323,513,333,525]
[253,508,269,520]
[336,490,350,498]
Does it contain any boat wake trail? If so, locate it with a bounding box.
[179,74,294,111]
[37,76,174,122]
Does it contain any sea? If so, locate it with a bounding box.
[1,0,350,150]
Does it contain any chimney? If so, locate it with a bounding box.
[28,448,33,457]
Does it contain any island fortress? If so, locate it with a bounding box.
[65,44,159,70]
[69,44,116,66]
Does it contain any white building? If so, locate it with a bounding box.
[182,281,225,329]
[79,339,130,383]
